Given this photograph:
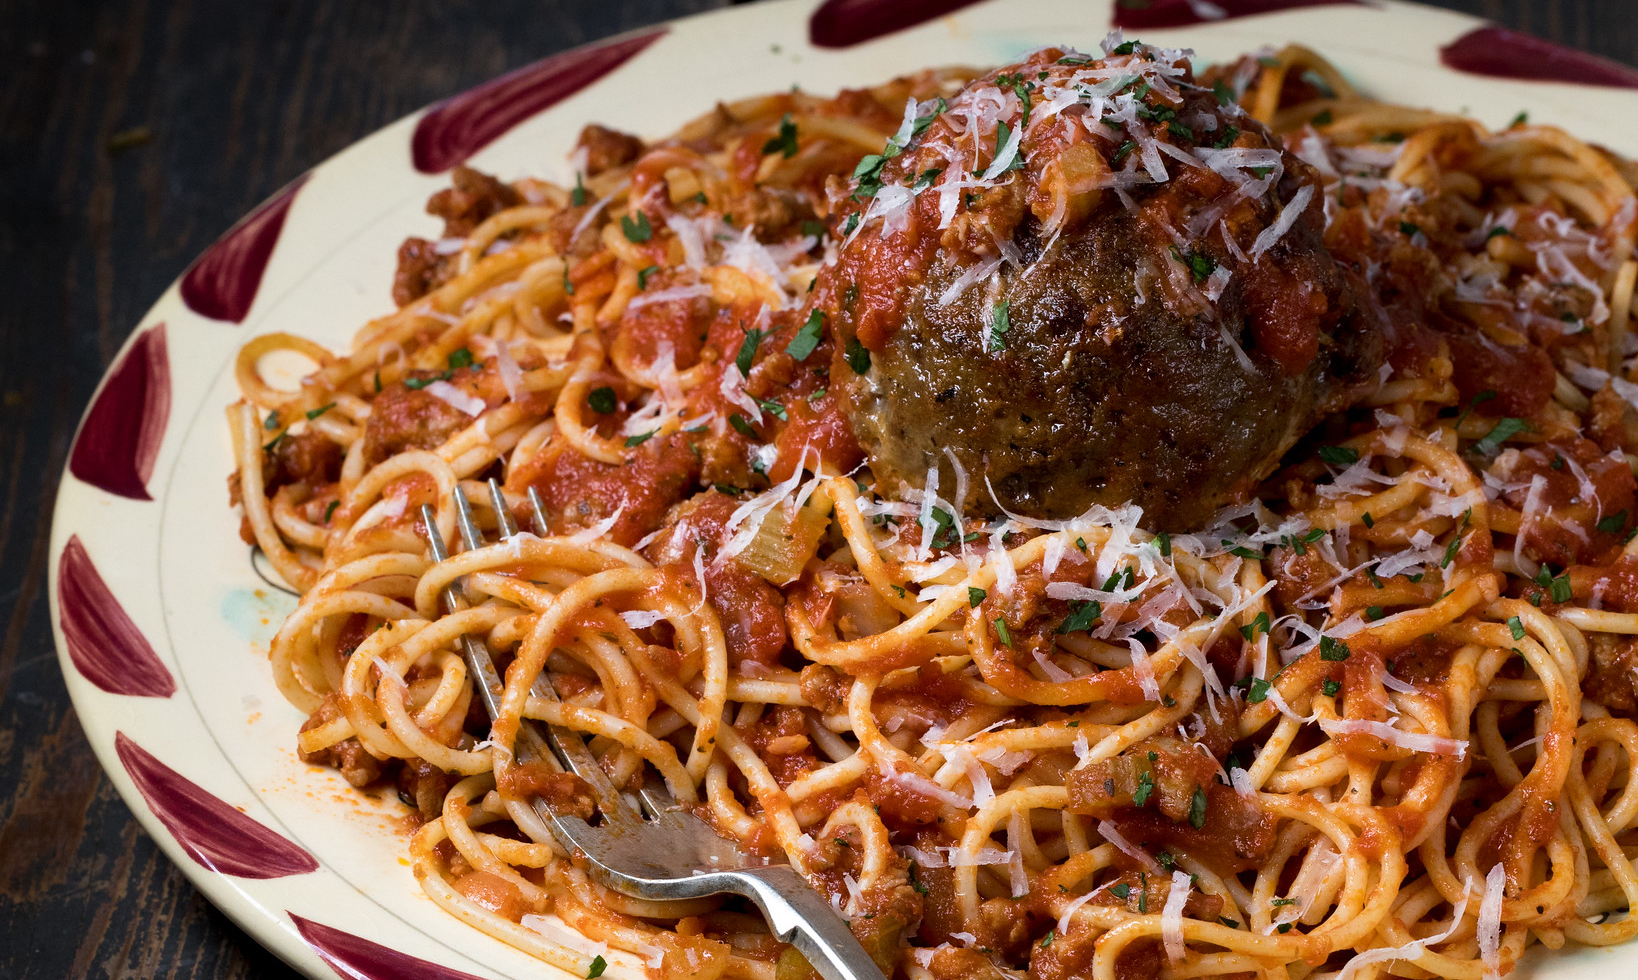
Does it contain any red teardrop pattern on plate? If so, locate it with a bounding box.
[1440,26,1638,89]
[68,322,171,501]
[180,174,310,323]
[58,535,176,698]
[115,732,319,878]
[412,28,667,174]
[290,913,492,980]
[809,0,989,48]
[1112,0,1363,29]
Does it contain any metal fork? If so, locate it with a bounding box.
[418,481,886,980]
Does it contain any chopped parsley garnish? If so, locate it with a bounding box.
[1321,678,1340,697]
[842,212,860,235]
[1239,611,1270,641]
[562,264,575,295]
[1365,605,1384,621]
[1508,615,1526,640]
[1040,930,1054,948]
[447,347,474,370]
[968,587,987,608]
[1188,785,1208,829]
[1110,883,1132,899]
[305,402,335,420]
[1485,226,1512,241]
[587,386,617,414]
[1598,510,1628,534]
[1271,897,1298,908]
[1132,769,1155,806]
[1509,111,1528,128]
[1156,531,1171,558]
[1212,79,1235,105]
[620,210,653,242]
[728,413,757,438]
[587,955,607,979]
[1156,850,1176,871]
[845,336,871,374]
[993,617,1013,648]
[1470,417,1530,456]
[786,310,823,362]
[1534,565,1573,604]
[636,264,659,290]
[402,372,452,390]
[1056,600,1103,634]
[991,120,1025,173]
[1318,445,1359,466]
[755,397,788,421]
[571,171,587,206]
[989,299,1012,351]
[1244,677,1271,703]
[1223,541,1263,560]
[1112,39,1141,56]
[1111,139,1138,165]
[762,114,799,158]
[1220,916,1240,928]
[912,167,944,191]
[624,430,656,448]
[1318,636,1351,662]
[1311,109,1333,126]
[1398,221,1421,238]
[735,327,763,376]
[1212,125,1240,149]
[1361,512,1375,528]
[1170,245,1217,284]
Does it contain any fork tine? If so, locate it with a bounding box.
[526,485,549,536]
[487,479,518,538]
[421,502,635,825]
[451,485,483,551]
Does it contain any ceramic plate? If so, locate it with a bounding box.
[47,0,1638,977]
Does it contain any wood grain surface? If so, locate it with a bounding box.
[1,1,1633,978]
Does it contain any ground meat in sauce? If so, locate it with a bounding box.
[298,695,384,788]
[427,165,521,238]
[642,492,789,668]
[496,763,596,819]
[819,47,1384,531]
[392,236,456,306]
[576,123,645,176]
[361,376,474,465]
[1492,439,1636,567]
[1584,633,1638,717]
[508,431,702,548]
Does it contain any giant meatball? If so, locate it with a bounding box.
[815,42,1383,529]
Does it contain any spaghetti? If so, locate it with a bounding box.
[230,34,1638,980]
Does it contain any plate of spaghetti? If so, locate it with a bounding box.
[48,1,1638,979]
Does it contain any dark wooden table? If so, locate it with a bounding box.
[1,1,1633,977]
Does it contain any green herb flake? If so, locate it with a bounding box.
[1471,417,1530,457]
[1212,125,1240,150]
[1170,245,1217,283]
[588,386,617,414]
[1156,531,1171,557]
[1188,785,1208,829]
[989,299,1012,352]
[1318,445,1359,466]
[624,430,656,448]
[1056,600,1103,635]
[728,413,757,438]
[1321,678,1340,697]
[1212,79,1235,105]
[587,955,607,979]
[968,587,987,608]
[1239,611,1270,641]
[571,172,587,206]
[1366,605,1384,621]
[637,264,659,290]
[323,500,339,523]
[1398,220,1421,238]
[1598,510,1628,534]
[447,347,474,370]
[1361,512,1375,528]
[1110,883,1132,899]
[1508,615,1526,641]
[1311,109,1333,126]
[1133,769,1155,806]
[993,617,1013,648]
[305,402,336,421]
[734,328,764,377]
[787,310,823,362]
[1319,636,1351,662]
[845,336,871,374]
[620,210,653,242]
[1245,677,1271,703]
[762,114,799,158]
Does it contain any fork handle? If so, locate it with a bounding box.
[710,865,889,980]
